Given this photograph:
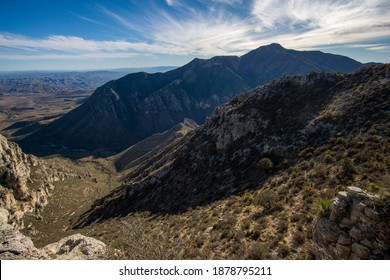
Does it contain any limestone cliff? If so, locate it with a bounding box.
[0,209,108,259]
[0,134,112,259]
[0,134,48,226]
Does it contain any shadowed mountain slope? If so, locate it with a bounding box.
[74,64,389,227]
[113,118,198,173]
[21,44,362,152]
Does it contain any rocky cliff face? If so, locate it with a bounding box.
[0,209,108,260]
[0,134,49,226]
[21,44,362,152]
[313,186,390,259]
[0,134,112,260]
[75,64,389,230]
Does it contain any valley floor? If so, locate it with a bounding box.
[21,156,120,248]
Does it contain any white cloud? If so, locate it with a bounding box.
[0,52,138,60]
[0,34,176,56]
[99,0,390,55]
[165,0,175,6]
[0,0,389,62]
[249,0,390,48]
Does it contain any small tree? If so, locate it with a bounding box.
[341,157,356,179]
[254,190,277,210]
[257,157,273,175]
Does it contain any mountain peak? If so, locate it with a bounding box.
[265,42,284,49]
[20,44,363,153]
[243,43,286,56]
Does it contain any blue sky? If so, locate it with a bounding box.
[0,0,389,71]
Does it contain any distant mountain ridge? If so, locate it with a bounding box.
[0,67,176,94]
[21,43,363,152]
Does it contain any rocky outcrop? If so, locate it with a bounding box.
[0,134,35,199]
[43,234,107,260]
[313,187,390,259]
[21,44,362,153]
[0,133,80,226]
[0,134,110,260]
[0,208,48,259]
[0,134,51,226]
[0,209,107,260]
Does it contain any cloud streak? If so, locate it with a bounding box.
[0,0,389,62]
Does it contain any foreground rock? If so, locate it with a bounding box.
[0,212,48,259]
[43,234,107,260]
[0,134,110,260]
[0,134,50,226]
[0,209,108,260]
[313,187,390,259]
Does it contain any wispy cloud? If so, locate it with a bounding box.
[0,34,176,55]
[0,52,138,60]
[0,0,389,62]
[347,43,390,52]
[165,0,175,6]
[98,0,390,54]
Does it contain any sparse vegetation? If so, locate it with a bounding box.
[254,190,277,210]
[317,198,332,217]
[257,157,273,174]
[341,157,356,178]
[5,64,388,261]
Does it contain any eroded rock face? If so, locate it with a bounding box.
[313,187,390,259]
[0,134,33,199]
[0,134,52,226]
[0,210,107,260]
[0,134,110,260]
[0,209,48,260]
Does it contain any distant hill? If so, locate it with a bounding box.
[0,67,176,94]
[21,43,363,152]
[113,118,198,173]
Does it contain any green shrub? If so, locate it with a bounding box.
[278,244,290,258]
[314,163,327,179]
[303,185,313,191]
[257,157,273,174]
[368,183,381,193]
[324,154,335,163]
[341,157,356,178]
[246,243,268,259]
[254,190,277,210]
[356,141,365,148]
[277,219,288,233]
[305,213,316,222]
[292,231,305,247]
[244,192,253,203]
[317,198,332,217]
